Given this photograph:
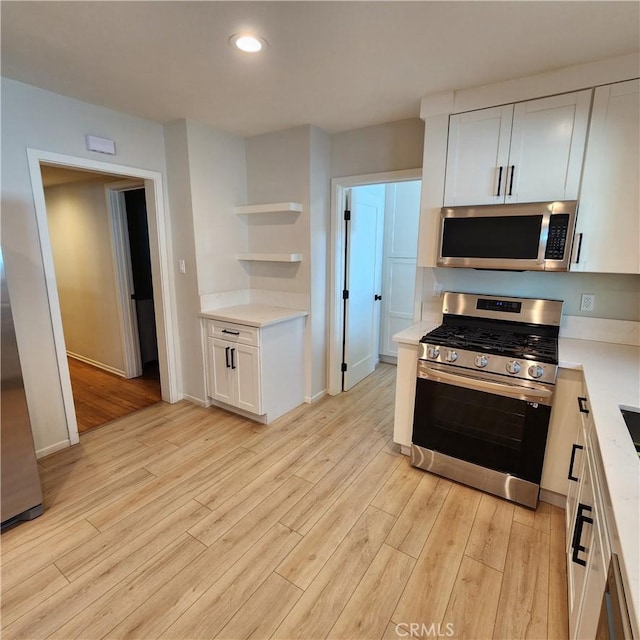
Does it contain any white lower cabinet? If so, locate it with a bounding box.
[565,388,612,640]
[204,316,305,423]
[208,338,261,415]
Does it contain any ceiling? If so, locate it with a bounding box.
[2,2,639,137]
[39,164,124,187]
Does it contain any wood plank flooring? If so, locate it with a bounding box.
[1,364,569,639]
[68,357,162,433]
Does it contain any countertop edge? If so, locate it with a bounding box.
[200,305,308,328]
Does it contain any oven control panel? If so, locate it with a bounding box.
[419,343,557,385]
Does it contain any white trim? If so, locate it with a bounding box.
[67,351,126,378]
[304,389,327,404]
[181,393,209,408]
[539,489,566,508]
[105,184,143,379]
[328,169,422,396]
[27,149,180,450]
[36,438,71,460]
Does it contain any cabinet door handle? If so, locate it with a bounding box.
[225,346,230,368]
[496,166,504,197]
[571,503,593,567]
[577,396,589,415]
[508,165,515,196]
[573,232,583,264]
[230,348,236,370]
[222,329,240,336]
[568,443,583,481]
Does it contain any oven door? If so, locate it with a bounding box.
[412,362,552,487]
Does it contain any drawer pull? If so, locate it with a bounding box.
[577,396,589,415]
[571,503,593,567]
[568,443,583,481]
[222,329,241,336]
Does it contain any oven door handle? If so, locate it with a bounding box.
[418,365,554,404]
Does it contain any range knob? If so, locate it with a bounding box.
[474,355,488,368]
[427,346,440,359]
[506,360,521,374]
[528,365,545,379]
[445,350,458,363]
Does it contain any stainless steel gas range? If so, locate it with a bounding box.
[411,291,563,509]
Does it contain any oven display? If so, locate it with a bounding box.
[477,299,522,313]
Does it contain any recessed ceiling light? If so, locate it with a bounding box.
[230,33,267,53]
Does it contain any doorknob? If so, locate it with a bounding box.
[374,294,382,301]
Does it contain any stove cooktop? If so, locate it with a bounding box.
[420,323,558,364]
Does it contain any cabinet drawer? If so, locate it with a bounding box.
[207,320,259,346]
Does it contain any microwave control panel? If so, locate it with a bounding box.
[545,214,570,260]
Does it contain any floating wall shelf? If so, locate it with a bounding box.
[234,202,303,215]
[236,253,303,263]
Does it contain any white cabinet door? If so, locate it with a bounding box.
[444,91,591,207]
[567,443,595,636]
[444,105,513,206]
[573,80,640,274]
[232,343,261,415]
[208,338,234,405]
[508,90,591,203]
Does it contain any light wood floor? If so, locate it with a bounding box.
[68,357,162,433]
[1,364,568,640]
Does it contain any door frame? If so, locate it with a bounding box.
[328,168,422,396]
[27,149,179,445]
[105,180,146,379]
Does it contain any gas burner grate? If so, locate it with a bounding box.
[420,323,558,364]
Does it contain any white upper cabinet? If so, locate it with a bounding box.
[444,105,513,206]
[572,79,640,274]
[444,90,592,207]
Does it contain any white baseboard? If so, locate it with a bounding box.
[181,393,209,408]
[304,389,327,404]
[539,489,566,508]
[379,355,398,365]
[67,351,126,378]
[36,438,71,459]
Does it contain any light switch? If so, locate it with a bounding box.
[178,260,186,274]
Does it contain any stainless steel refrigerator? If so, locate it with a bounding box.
[1,247,43,528]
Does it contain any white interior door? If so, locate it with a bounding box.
[343,185,385,391]
[380,181,420,358]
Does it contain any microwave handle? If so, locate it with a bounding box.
[572,232,584,264]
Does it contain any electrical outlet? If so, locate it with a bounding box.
[433,283,443,297]
[580,293,595,312]
[178,259,186,274]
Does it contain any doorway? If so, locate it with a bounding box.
[332,170,422,393]
[35,159,169,436]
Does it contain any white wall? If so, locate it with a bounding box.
[163,119,249,404]
[330,118,424,178]
[45,178,125,373]
[422,270,640,321]
[309,126,331,401]
[244,125,330,400]
[1,77,175,456]
[185,120,248,296]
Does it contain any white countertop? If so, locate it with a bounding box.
[200,304,307,328]
[559,337,640,631]
[392,320,441,346]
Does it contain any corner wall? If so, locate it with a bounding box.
[1,77,175,456]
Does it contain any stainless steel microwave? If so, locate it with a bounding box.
[437,200,578,271]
